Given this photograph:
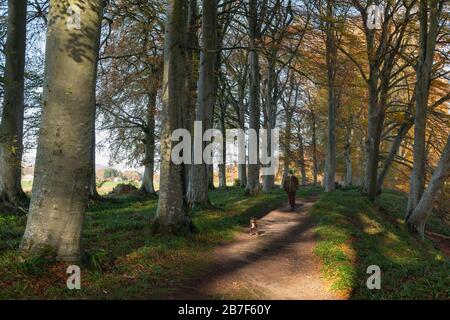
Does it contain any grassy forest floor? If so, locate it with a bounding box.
[0,186,448,299]
[311,188,449,299]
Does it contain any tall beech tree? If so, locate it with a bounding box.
[141,91,157,194]
[260,0,298,193]
[153,0,192,234]
[20,0,103,261]
[222,50,249,187]
[183,0,199,193]
[344,0,414,200]
[89,14,103,200]
[96,0,164,195]
[215,2,234,190]
[89,109,101,199]
[307,100,319,186]
[0,0,28,208]
[186,0,218,207]
[245,0,262,196]
[407,134,450,238]
[406,0,445,218]
[322,0,339,192]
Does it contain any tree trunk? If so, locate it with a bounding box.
[141,92,157,194]
[218,101,227,189]
[364,70,383,200]
[0,0,28,208]
[282,107,292,188]
[282,160,289,189]
[219,164,226,188]
[186,0,217,206]
[89,33,102,201]
[237,101,247,187]
[323,0,337,193]
[245,0,260,196]
[208,164,215,190]
[262,120,274,192]
[407,134,450,239]
[361,133,367,187]
[299,134,307,185]
[262,57,277,193]
[183,0,199,193]
[376,121,412,193]
[20,0,103,262]
[238,160,247,187]
[344,128,352,188]
[89,108,101,200]
[310,110,318,185]
[407,0,441,218]
[153,0,192,235]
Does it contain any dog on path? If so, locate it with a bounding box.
[249,217,258,236]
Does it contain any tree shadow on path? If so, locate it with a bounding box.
[167,196,338,300]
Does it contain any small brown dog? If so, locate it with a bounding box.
[249,217,258,236]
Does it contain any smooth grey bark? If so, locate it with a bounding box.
[216,7,233,190]
[89,49,102,200]
[186,0,218,206]
[89,109,101,200]
[298,134,307,185]
[359,133,367,187]
[407,134,450,239]
[344,127,352,188]
[238,67,248,188]
[154,0,192,234]
[183,0,199,193]
[218,99,227,189]
[237,106,247,188]
[323,0,337,193]
[282,103,293,188]
[208,164,214,190]
[0,0,28,208]
[407,0,443,218]
[245,0,260,196]
[238,164,247,186]
[310,108,318,185]
[262,57,277,193]
[218,163,226,188]
[231,65,248,188]
[140,92,157,194]
[20,0,103,262]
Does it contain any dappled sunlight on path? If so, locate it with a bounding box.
[170,197,343,300]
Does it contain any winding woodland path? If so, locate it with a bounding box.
[171,197,343,300]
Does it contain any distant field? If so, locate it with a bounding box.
[21,180,146,196]
[22,178,252,196]
[97,181,140,195]
[21,181,33,193]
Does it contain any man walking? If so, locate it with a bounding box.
[283,169,299,211]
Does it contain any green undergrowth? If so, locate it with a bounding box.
[0,186,294,299]
[4,185,444,299]
[376,190,450,237]
[310,188,449,299]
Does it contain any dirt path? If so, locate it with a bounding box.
[171,197,342,300]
